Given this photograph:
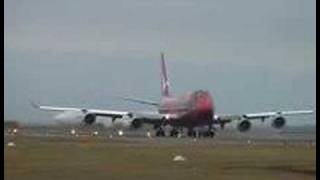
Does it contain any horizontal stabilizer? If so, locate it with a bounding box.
[122,97,159,106]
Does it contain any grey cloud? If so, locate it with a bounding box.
[4,0,315,125]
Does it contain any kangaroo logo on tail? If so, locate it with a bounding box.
[160,52,170,97]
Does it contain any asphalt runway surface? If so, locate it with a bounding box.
[4,127,316,180]
[4,125,316,145]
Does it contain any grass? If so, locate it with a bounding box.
[4,136,316,180]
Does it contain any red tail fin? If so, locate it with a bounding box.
[160,52,170,97]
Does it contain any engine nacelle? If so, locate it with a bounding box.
[83,114,96,125]
[130,119,143,129]
[272,116,286,129]
[237,120,251,132]
[113,114,143,129]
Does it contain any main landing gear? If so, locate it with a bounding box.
[155,126,180,137]
[202,130,215,138]
[154,125,216,138]
[170,128,179,137]
[155,120,176,137]
[187,127,216,138]
[203,124,216,138]
[155,127,166,137]
[187,129,197,138]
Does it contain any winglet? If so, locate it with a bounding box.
[29,100,40,109]
[160,52,170,97]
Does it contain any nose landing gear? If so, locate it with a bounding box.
[187,129,197,138]
[205,124,216,138]
[204,130,215,138]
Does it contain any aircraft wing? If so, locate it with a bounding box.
[242,110,314,119]
[30,101,167,126]
[30,102,129,119]
[217,110,314,122]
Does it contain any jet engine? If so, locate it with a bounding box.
[83,114,96,125]
[113,114,143,129]
[271,116,286,129]
[237,120,251,132]
[130,118,143,129]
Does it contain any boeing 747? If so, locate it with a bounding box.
[32,53,313,137]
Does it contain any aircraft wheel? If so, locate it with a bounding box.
[187,130,196,138]
[209,131,215,138]
[170,129,179,137]
[161,130,165,137]
[200,131,207,138]
[155,131,161,137]
[156,129,165,137]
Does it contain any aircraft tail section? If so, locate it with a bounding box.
[160,52,170,97]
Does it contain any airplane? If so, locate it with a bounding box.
[31,53,314,138]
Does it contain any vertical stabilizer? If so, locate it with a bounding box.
[160,52,170,97]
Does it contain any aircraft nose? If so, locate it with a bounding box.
[195,93,213,112]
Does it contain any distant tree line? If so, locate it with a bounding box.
[4,120,21,129]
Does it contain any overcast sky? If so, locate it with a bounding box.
[4,0,316,126]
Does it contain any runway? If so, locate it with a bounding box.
[5,134,316,180]
[4,124,316,145]
[4,125,316,180]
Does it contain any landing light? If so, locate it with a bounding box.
[70,129,76,135]
[13,128,18,134]
[146,131,152,138]
[118,130,124,136]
